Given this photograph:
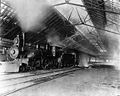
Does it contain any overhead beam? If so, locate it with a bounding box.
[53,2,120,15]
[73,23,120,35]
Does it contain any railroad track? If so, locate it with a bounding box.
[0,67,75,81]
[0,67,80,96]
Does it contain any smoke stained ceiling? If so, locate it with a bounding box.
[1,0,120,57]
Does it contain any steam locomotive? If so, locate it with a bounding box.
[0,36,78,72]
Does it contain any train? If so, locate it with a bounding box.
[0,36,79,72]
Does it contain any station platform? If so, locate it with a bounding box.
[1,65,120,96]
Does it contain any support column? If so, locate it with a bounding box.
[78,53,89,67]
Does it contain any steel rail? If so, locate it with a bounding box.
[0,67,80,96]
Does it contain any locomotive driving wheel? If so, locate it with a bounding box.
[43,59,49,69]
[19,63,27,72]
[35,60,41,70]
[42,59,52,70]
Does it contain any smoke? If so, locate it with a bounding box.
[46,29,63,47]
[5,0,51,32]
[105,18,120,70]
[113,36,120,70]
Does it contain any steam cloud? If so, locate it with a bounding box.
[105,17,120,70]
[46,29,63,47]
[5,0,50,32]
